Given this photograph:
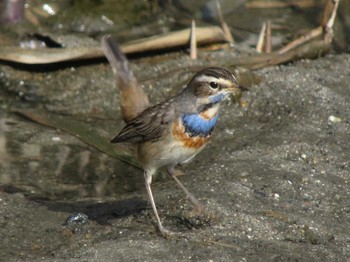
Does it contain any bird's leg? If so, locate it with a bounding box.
[166,167,204,211]
[144,171,175,237]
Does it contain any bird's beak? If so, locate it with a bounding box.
[227,83,248,93]
[238,85,248,92]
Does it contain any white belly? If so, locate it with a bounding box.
[137,135,207,173]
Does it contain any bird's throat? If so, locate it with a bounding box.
[182,106,219,137]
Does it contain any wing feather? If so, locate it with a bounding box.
[111,100,175,144]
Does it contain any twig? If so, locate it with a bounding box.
[321,0,335,27]
[325,0,339,29]
[232,39,331,70]
[324,0,340,43]
[278,26,322,54]
[190,20,197,60]
[246,0,320,9]
[256,20,272,53]
[277,0,339,54]
[0,26,228,64]
[264,20,272,53]
[256,22,267,53]
[216,0,234,43]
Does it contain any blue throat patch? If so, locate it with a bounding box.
[209,93,228,104]
[182,112,219,137]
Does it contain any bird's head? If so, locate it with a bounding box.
[184,67,246,109]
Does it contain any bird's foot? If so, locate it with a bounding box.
[158,226,183,239]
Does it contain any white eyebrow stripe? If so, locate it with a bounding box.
[195,75,218,82]
[197,75,232,86]
[195,75,234,86]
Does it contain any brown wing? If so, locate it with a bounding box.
[111,100,175,144]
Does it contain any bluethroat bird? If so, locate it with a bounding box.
[101,35,245,237]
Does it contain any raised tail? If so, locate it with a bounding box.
[101,35,150,123]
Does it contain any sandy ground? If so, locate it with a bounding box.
[0,51,349,261]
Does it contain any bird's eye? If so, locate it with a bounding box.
[209,81,219,89]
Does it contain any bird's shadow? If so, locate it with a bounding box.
[35,196,148,225]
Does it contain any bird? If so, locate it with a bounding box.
[101,35,245,237]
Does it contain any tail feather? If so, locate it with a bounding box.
[101,35,150,123]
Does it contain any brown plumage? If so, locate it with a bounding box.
[101,36,246,237]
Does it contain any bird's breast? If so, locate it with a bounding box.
[171,107,219,149]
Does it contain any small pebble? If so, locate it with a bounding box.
[328,115,341,123]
